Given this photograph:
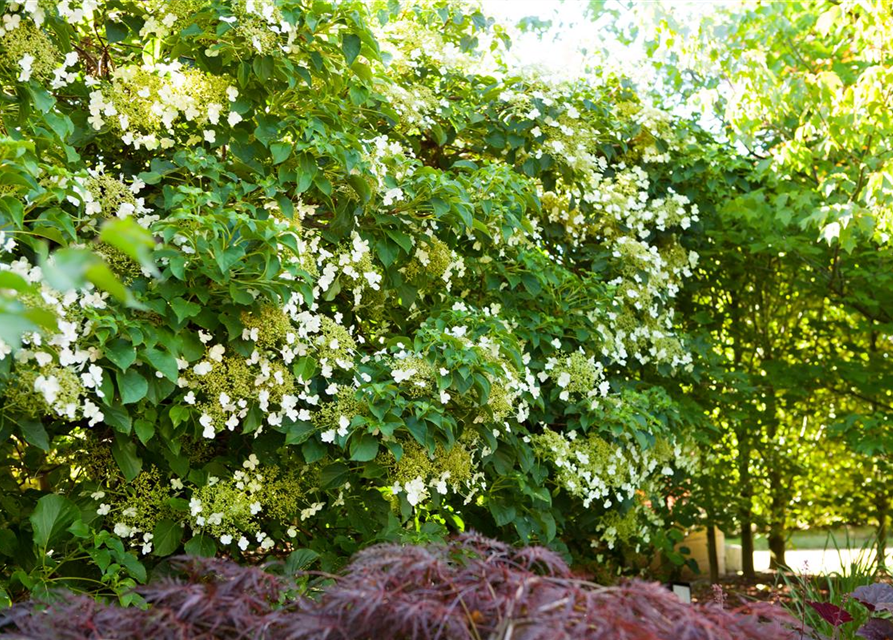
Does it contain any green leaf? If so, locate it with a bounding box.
[143,347,178,382]
[342,33,362,65]
[0,271,30,293]
[302,438,326,463]
[40,248,93,291]
[348,174,371,203]
[385,228,413,253]
[117,551,147,582]
[451,160,478,171]
[271,142,292,165]
[229,281,255,305]
[349,432,379,461]
[112,437,142,481]
[184,534,216,557]
[285,548,319,574]
[320,462,349,489]
[27,84,55,113]
[295,153,317,193]
[134,418,155,445]
[216,246,245,274]
[116,369,148,404]
[67,519,90,538]
[170,298,202,323]
[329,204,358,239]
[488,497,516,526]
[105,339,137,371]
[0,529,18,557]
[19,419,50,450]
[252,55,274,82]
[30,494,79,549]
[314,176,333,197]
[485,130,506,149]
[169,404,191,427]
[151,519,184,557]
[105,20,129,42]
[86,261,132,305]
[103,403,132,434]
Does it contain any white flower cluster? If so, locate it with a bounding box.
[392,476,429,506]
[461,81,702,372]
[373,13,488,80]
[141,0,293,55]
[2,0,45,28]
[536,163,701,369]
[363,135,422,214]
[317,232,384,307]
[188,463,277,552]
[0,230,16,254]
[591,167,700,238]
[391,467,487,509]
[87,61,239,151]
[50,51,79,89]
[540,351,610,404]
[75,167,153,224]
[0,257,106,425]
[8,0,100,28]
[539,429,692,511]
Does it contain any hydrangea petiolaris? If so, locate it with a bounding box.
[0,0,723,601]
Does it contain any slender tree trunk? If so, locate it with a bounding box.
[706,522,720,583]
[768,474,787,569]
[763,378,788,571]
[870,334,888,573]
[738,436,756,578]
[768,532,786,570]
[729,294,756,578]
[877,490,888,572]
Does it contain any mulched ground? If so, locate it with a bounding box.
[690,572,802,606]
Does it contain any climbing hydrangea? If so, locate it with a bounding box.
[0,0,718,598]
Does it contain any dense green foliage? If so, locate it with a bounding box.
[4,0,891,605]
[631,0,893,571]
[0,0,729,603]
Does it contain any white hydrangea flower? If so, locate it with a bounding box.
[193,361,213,376]
[17,54,35,82]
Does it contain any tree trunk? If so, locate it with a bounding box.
[767,465,787,570]
[768,524,786,570]
[729,294,756,579]
[768,532,786,570]
[871,334,888,574]
[877,490,888,572]
[740,516,755,578]
[761,376,788,571]
[738,436,756,578]
[706,523,720,583]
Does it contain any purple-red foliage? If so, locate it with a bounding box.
[852,583,893,612]
[856,618,893,640]
[0,557,291,640]
[0,533,800,640]
[807,601,854,627]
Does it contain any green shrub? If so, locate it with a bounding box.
[0,0,723,602]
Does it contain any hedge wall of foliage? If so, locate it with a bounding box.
[0,0,725,602]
